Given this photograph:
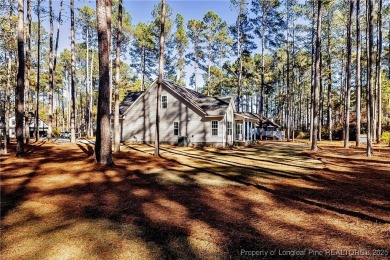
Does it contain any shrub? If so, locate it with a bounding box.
[381,131,390,145]
[52,129,61,138]
[296,131,308,139]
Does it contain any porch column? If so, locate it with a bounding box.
[254,123,256,140]
[243,118,246,142]
[249,122,252,141]
[251,122,253,141]
[233,121,235,142]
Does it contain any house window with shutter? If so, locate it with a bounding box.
[227,121,232,136]
[174,122,179,136]
[211,121,218,136]
[161,95,168,108]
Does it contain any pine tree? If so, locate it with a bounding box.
[344,0,353,148]
[155,0,166,157]
[356,0,361,147]
[70,0,76,143]
[113,0,122,152]
[311,0,322,151]
[187,19,204,91]
[173,14,188,86]
[16,0,25,156]
[95,0,113,164]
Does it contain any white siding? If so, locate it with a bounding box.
[121,84,235,146]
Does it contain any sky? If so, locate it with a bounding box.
[22,0,310,88]
[43,0,241,87]
[53,0,239,49]
[127,0,237,24]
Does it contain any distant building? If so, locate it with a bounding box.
[7,115,48,138]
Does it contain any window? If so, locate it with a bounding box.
[236,123,242,135]
[227,121,232,136]
[211,121,218,136]
[174,122,179,136]
[161,95,167,108]
[11,119,15,126]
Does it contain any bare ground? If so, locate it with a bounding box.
[1,140,389,259]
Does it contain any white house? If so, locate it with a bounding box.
[119,79,262,147]
[8,115,48,138]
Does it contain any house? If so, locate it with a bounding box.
[260,117,285,140]
[118,79,284,146]
[28,118,49,137]
[119,79,263,147]
[7,115,48,138]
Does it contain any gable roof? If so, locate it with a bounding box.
[163,79,208,115]
[119,91,144,116]
[120,79,234,117]
[197,96,232,116]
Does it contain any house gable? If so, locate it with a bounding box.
[121,80,207,119]
[120,79,236,146]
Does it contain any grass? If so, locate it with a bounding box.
[1,140,389,259]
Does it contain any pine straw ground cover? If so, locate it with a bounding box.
[1,140,389,259]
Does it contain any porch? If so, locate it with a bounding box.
[262,125,285,140]
[234,113,258,145]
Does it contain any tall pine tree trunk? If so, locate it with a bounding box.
[35,0,41,142]
[237,9,242,113]
[16,0,25,156]
[319,52,323,141]
[327,15,332,141]
[106,0,112,113]
[367,0,374,156]
[286,0,290,141]
[311,0,322,151]
[344,0,353,148]
[356,0,361,147]
[4,1,13,153]
[114,0,122,152]
[70,0,76,143]
[259,7,265,116]
[309,0,315,143]
[95,0,113,164]
[86,27,90,137]
[376,0,382,144]
[141,47,145,91]
[52,0,63,133]
[194,41,198,92]
[155,0,166,157]
[25,0,31,144]
[48,0,54,141]
[89,51,94,137]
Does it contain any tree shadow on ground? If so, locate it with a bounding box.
[1,142,389,259]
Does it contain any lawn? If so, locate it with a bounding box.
[1,140,389,259]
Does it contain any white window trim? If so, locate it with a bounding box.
[236,123,242,135]
[161,95,168,109]
[174,122,179,136]
[211,121,218,136]
[227,121,232,136]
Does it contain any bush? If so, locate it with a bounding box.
[296,131,308,139]
[381,131,390,145]
[52,129,61,138]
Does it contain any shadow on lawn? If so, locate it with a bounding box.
[1,142,389,259]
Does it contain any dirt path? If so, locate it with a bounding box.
[1,141,389,259]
